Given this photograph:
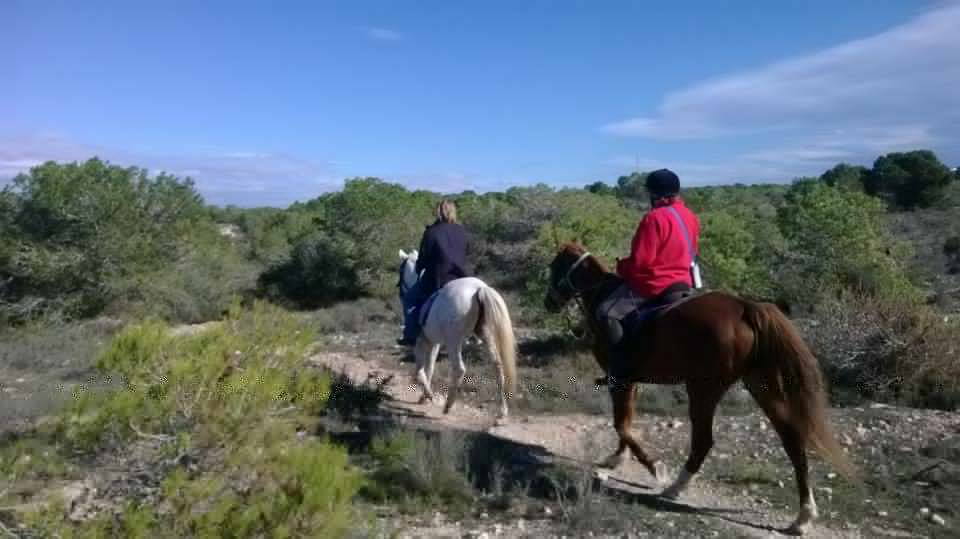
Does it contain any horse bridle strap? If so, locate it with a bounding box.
[560,251,592,294]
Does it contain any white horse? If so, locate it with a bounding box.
[397,249,518,422]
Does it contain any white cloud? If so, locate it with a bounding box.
[362,26,403,42]
[603,4,960,142]
[0,134,340,207]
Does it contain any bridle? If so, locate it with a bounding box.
[547,251,598,340]
[557,251,592,296]
[548,250,603,306]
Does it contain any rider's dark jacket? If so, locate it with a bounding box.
[415,220,469,294]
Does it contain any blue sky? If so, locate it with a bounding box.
[3,0,958,206]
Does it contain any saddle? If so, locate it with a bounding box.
[619,282,697,340]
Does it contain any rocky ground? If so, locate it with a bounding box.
[2,321,959,538]
[310,330,960,539]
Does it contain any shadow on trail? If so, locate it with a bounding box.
[318,363,782,536]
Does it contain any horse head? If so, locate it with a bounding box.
[544,242,606,312]
[398,248,419,296]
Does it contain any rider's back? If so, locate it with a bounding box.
[418,221,469,293]
[617,199,699,298]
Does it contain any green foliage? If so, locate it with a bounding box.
[820,163,868,192]
[24,301,364,538]
[697,210,767,294]
[260,178,436,305]
[0,158,251,323]
[865,150,955,208]
[777,181,917,305]
[614,171,650,200]
[362,430,474,514]
[59,301,325,452]
[524,190,636,320]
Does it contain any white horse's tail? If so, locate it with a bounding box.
[476,285,517,396]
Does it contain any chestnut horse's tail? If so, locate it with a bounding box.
[743,301,857,479]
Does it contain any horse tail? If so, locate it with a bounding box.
[476,285,517,396]
[743,301,857,479]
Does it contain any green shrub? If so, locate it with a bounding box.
[362,430,474,513]
[777,181,917,307]
[865,150,955,209]
[0,158,257,324]
[58,301,326,452]
[23,301,365,538]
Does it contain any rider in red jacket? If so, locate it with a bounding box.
[603,168,701,389]
[616,170,700,297]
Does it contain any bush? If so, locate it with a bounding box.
[59,301,326,452]
[25,301,365,538]
[0,158,246,324]
[803,293,960,409]
[777,181,917,307]
[362,430,474,514]
[865,150,955,209]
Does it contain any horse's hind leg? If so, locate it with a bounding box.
[482,327,509,422]
[662,381,728,499]
[743,371,817,535]
[442,341,466,414]
[415,340,440,404]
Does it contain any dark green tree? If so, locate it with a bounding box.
[820,163,867,191]
[864,150,954,208]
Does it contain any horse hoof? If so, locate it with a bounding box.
[652,461,669,485]
[784,523,808,536]
[599,454,624,470]
[660,486,682,500]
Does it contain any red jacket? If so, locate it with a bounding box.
[616,198,700,298]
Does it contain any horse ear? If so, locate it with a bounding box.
[399,249,408,259]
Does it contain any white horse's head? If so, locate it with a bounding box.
[398,248,419,295]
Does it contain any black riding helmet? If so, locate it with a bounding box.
[645,168,680,198]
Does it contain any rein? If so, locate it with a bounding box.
[552,251,604,341]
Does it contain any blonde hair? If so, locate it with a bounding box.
[436,199,458,224]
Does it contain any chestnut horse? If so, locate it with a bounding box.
[544,243,854,535]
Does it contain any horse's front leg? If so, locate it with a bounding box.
[604,381,667,484]
[415,340,440,404]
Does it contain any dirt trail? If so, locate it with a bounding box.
[310,349,864,539]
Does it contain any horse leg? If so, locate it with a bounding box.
[662,381,727,499]
[603,382,665,482]
[415,340,440,404]
[442,341,466,414]
[744,371,817,535]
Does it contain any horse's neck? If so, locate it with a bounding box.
[581,272,622,316]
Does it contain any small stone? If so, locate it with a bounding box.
[777,480,785,488]
[826,472,837,480]
[670,420,683,429]
[877,510,888,517]
[543,506,552,516]
[931,514,946,526]
[919,507,931,518]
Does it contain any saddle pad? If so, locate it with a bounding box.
[621,292,699,337]
[418,290,441,326]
